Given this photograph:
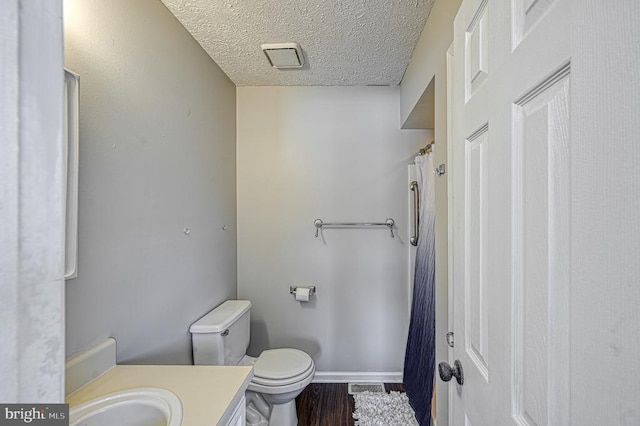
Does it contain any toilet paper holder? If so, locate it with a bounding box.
[289,285,316,296]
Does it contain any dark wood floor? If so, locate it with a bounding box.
[296,383,405,426]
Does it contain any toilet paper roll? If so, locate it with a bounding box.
[295,287,311,302]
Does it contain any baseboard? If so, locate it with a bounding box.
[312,371,403,383]
[65,338,116,396]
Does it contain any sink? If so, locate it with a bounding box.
[69,387,183,426]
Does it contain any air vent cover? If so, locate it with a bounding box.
[261,42,304,69]
[348,382,386,395]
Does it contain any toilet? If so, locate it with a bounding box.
[190,300,315,426]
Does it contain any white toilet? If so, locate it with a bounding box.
[190,300,315,426]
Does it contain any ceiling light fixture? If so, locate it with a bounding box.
[261,42,305,69]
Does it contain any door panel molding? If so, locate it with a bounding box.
[465,0,489,101]
[511,64,571,426]
[512,0,559,49]
[464,123,490,382]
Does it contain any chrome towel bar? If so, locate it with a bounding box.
[410,181,419,246]
[314,218,395,238]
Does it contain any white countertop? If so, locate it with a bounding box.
[66,365,253,426]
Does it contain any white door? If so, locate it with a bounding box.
[448,0,640,424]
[449,0,572,424]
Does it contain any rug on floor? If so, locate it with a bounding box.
[352,391,419,426]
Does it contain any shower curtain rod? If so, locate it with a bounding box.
[417,141,435,156]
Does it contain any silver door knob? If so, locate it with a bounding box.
[438,360,464,385]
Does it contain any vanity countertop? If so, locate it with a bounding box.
[66,365,253,426]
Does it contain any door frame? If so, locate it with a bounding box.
[445,41,456,426]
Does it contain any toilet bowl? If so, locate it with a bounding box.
[190,300,315,426]
[242,349,315,425]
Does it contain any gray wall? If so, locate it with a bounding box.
[400,0,462,126]
[64,0,237,364]
[237,86,428,377]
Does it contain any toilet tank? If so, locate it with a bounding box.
[190,300,251,366]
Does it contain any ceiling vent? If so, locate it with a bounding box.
[261,42,305,69]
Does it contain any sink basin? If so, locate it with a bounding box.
[70,387,183,426]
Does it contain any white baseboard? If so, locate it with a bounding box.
[65,338,116,396]
[312,371,403,383]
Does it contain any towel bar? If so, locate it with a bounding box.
[313,218,395,238]
[410,181,419,246]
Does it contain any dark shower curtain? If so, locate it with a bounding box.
[404,153,436,426]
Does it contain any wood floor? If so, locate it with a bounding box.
[295,383,405,426]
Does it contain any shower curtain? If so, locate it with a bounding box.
[404,153,436,426]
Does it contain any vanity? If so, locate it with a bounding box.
[66,339,253,425]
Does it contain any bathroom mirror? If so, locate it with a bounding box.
[64,69,79,279]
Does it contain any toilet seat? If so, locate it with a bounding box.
[248,364,315,396]
[252,349,314,387]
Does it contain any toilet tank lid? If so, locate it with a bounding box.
[190,300,251,334]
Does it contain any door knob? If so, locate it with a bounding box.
[438,360,464,385]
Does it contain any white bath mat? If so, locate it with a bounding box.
[352,391,419,426]
[348,382,386,395]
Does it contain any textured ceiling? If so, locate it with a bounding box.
[161,0,436,86]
